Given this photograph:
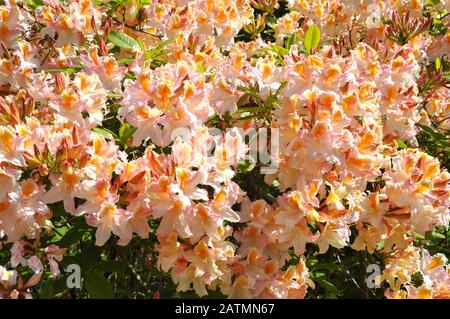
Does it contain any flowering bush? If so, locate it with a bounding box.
[0,0,449,299]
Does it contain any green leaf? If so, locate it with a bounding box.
[271,179,280,188]
[124,71,137,80]
[57,226,85,247]
[39,280,54,299]
[396,139,407,149]
[53,275,70,296]
[444,70,450,81]
[108,30,139,50]
[60,255,83,268]
[275,81,288,97]
[236,93,250,107]
[411,271,424,288]
[306,258,318,268]
[315,263,341,272]
[107,92,122,98]
[430,18,448,36]
[261,186,276,203]
[435,57,441,70]
[84,272,115,299]
[304,24,321,55]
[45,65,83,74]
[95,260,127,273]
[117,57,135,65]
[317,277,342,296]
[417,123,449,141]
[312,272,325,279]
[206,114,223,125]
[414,232,425,240]
[137,38,146,51]
[265,15,277,29]
[285,33,298,50]
[51,225,70,241]
[79,242,102,269]
[145,38,172,61]
[432,231,446,239]
[118,123,137,145]
[92,127,119,140]
[102,0,124,11]
[417,123,435,134]
[237,160,256,174]
[270,45,290,57]
[40,276,69,298]
[26,0,44,9]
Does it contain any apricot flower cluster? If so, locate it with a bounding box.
[0,0,449,299]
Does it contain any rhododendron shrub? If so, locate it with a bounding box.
[0,0,449,299]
